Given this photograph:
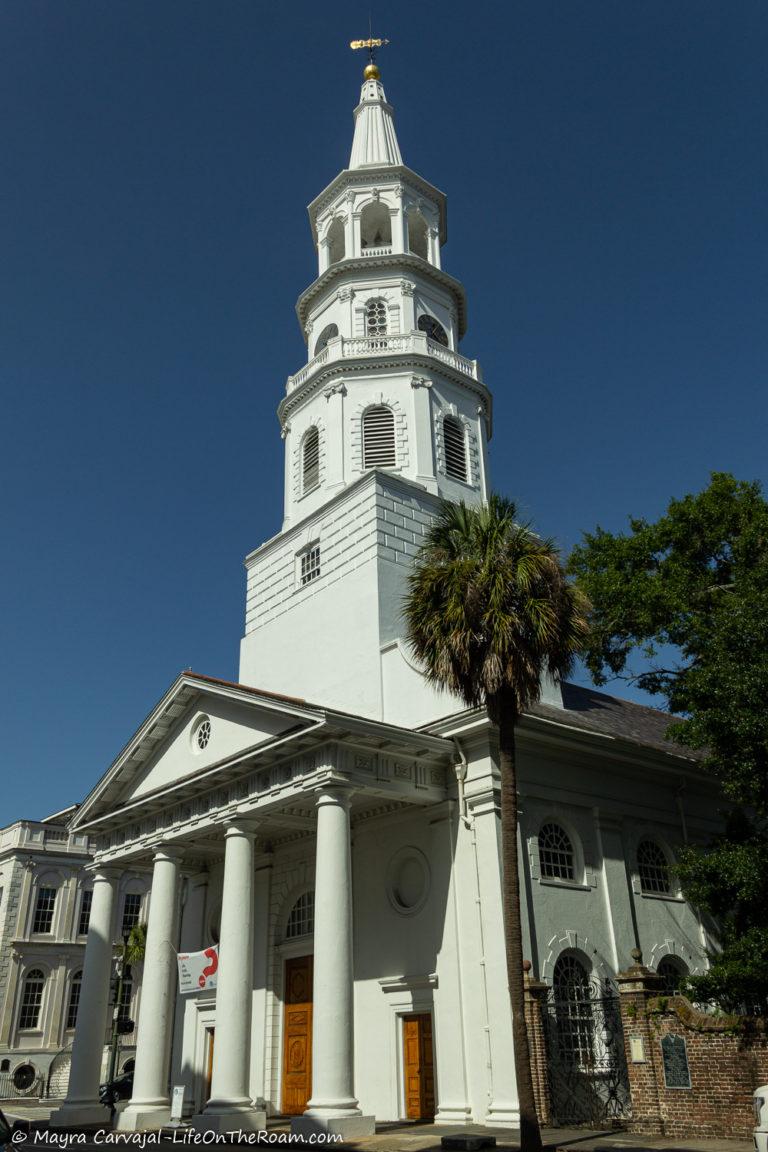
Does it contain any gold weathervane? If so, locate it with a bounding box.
[350,36,390,81]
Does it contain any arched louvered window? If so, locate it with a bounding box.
[301,427,320,494]
[286,891,315,939]
[365,298,388,338]
[66,972,82,1030]
[362,406,396,469]
[418,313,448,347]
[314,324,338,356]
[539,822,575,881]
[637,840,671,895]
[443,416,468,482]
[657,957,688,996]
[19,969,45,1030]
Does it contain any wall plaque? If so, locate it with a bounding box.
[661,1033,691,1089]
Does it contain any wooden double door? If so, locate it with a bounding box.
[403,1013,435,1120]
[282,955,313,1115]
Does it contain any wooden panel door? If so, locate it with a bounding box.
[403,1013,435,1120]
[204,1028,215,1103]
[282,956,313,1115]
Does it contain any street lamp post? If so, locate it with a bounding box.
[106,928,133,1121]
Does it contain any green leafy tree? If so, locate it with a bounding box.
[569,472,768,1011]
[405,496,588,1151]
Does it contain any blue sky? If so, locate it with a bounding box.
[2,1,766,819]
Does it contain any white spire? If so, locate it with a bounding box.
[349,73,403,169]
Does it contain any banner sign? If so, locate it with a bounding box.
[177,945,219,994]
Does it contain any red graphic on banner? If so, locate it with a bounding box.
[199,947,218,988]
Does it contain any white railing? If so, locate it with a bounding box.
[360,245,393,257]
[287,333,481,392]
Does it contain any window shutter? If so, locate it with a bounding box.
[363,406,396,469]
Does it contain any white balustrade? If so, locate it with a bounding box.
[287,331,479,392]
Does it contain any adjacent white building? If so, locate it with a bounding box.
[42,62,719,1135]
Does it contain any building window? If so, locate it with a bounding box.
[66,972,82,1030]
[657,957,688,996]
[362,405,396,469]
[407,208,429,260]
[314,323,338,356]
[539,822,576,882]
[417,313,448,347]
[553,954,593,1069]
[365,298,388,338]
[32,887,57,934]
[77,890,93,936]
[442,416,468,482]
[286,891,315,939]
[301,427,320,494]
[19,969,45,1030]
[119,973,133,1017]
[360,202,391,251]
[122,893,142,935]
[299,544,321,587]
[637,840,671,895]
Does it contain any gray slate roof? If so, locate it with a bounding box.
[530,681,696,759]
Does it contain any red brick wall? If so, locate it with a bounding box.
[619,974,768,1139]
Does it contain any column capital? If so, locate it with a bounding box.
[149,844,185,864]
[220,816,262,839]
[315,783,354,810]
[84,864,120,882]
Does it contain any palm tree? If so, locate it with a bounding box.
[404,496,589,1152]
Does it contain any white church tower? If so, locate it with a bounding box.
[239,58,494,726]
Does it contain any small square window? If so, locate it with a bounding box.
[298,544,321,587]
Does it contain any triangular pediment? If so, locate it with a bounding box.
[72,673,322,828]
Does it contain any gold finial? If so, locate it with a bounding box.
[350,36,389,79]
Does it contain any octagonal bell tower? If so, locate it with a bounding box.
[239,63,495,726]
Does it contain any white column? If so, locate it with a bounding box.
[173,871,209,1117]
[118,848,182,1130]
[50,869,118,1127]
[193,821,265,1133]
[292,787,374,1138]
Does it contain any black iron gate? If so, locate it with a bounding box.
[543,980,630,1126]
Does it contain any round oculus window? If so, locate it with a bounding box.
[192,717,211,753]
[13,1063,36,1092]
[386,848,430,916]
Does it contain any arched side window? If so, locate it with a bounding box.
[443,415,468,483]
[360,202,392,251]
[539,822,575,882]
[362,406,396,469]
[553,953,593,1069]
[66,972,82,1030]
[301,427,320,495]
[365,298,387,339]
[32,886,57,934]
[19,969,46,1030]
[407,208,429,260]
[637,840,671,895]
[417,313,448,347]
[286,891,315,939]
[657,956,688,996]
[314,323,338,357]
[327,218,345,264]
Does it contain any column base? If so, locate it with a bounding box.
[117,1104,172,1131]
[291,1112,375,1139]
[191,1107,266,1135]
[434,1106,473,1124]
[484,1102,520,1129]
[49,1103,112,1129]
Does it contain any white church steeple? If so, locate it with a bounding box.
[349,66,403,169]
[239,61,494,726]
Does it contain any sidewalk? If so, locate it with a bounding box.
[0,1106,753,1152]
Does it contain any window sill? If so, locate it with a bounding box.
[538,878,592,892]
[639,891,685,903]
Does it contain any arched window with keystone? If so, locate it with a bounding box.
[362,406,396,470]
[538,822,576,882]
